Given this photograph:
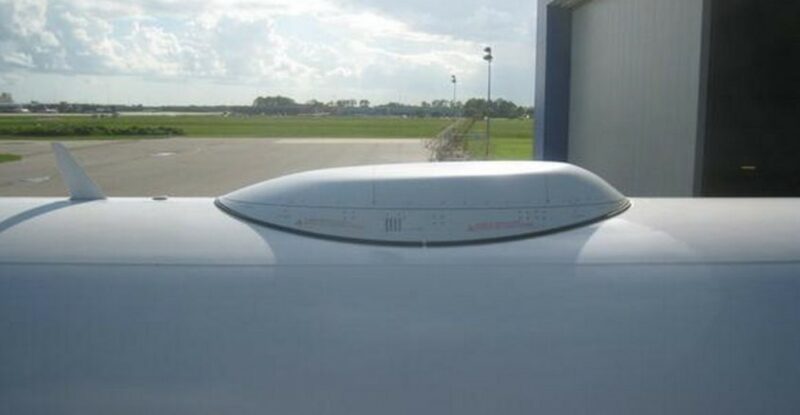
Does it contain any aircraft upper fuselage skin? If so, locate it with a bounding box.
[1,158,799,414]
[2,196,800,415]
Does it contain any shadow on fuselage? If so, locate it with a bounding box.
[0,200,83,235]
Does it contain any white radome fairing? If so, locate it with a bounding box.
[217,161,629,244]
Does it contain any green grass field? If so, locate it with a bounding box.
[0,153,22,163]
[466,118,534,160]
[0,115,453,139]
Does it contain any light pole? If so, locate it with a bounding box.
[450,75,457,116]
[483,46,493,159]
[451,75,457,105]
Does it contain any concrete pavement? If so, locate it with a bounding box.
[0,138,430,197]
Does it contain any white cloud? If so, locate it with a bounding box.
[0,0,536,105]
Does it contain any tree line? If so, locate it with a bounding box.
[15,95,533,119]
[251,95,532,119]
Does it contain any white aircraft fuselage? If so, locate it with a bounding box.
[1,158,799,414]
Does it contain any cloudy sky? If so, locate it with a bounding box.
[0,0,537,106]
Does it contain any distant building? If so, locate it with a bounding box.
[535,0,800,196]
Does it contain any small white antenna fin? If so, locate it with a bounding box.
[51,142,106,200]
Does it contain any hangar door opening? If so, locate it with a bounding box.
[701,0,800,196]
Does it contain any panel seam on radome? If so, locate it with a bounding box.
[219,198,626,211]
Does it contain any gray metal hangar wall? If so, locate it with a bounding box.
[535,0,707,196]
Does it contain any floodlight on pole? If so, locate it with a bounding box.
[483,46,493,159]
[451,75,457,105]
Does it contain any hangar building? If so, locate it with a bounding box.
[535,0,799,196]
